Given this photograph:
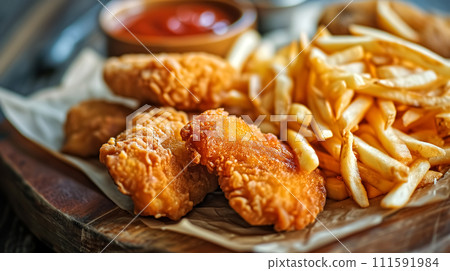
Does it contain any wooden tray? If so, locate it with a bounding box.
[0,121,449,252]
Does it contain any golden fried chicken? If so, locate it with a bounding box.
[103,53,238,111]
[180,109,326,231]
[62,100,133,157]
[100,107,217,220]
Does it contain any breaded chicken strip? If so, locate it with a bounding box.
[62,100,133,157]
[181,109,326,231]
[103,53,237,111]
[100,107,217,220]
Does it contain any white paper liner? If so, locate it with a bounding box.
[0,49,448,252]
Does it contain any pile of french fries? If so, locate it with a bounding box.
[227,22,450,209]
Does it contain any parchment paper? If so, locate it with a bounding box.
[0,49,448,252]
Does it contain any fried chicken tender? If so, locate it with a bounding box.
[62,100,133,157]
[180,109,326,231]
[100,107,217,220]
[103,53,237,111]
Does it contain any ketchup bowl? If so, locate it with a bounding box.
[99,0,257,57]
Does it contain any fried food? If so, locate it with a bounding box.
[62,100,133,157]
[103,53,238,111]
[319,0,450,57]
[319,0,377,35]
[180,109,326,231]
[100,107,217,220]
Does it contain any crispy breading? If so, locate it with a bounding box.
[181,109,326,231]
[103,53,237,111]
[62,100,133,157]
[100,107,217,220]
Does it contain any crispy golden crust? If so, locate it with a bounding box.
[62,100,133,157]
[99,107,217,220]
[103,53,237,111]
[181,109,326,231]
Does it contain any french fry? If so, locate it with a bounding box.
[381,159,430,208]
[340,132,369,207]
[349,25,450,76]
[359,132,387,154]
[401,108,423,128]
[259,121,279,135]
[429,146,450,166]
[327,45,364,66]
[326,72,366,89]
[249,74,262,102]
[364,182,384,199]
[288,104,314,138]
[226,30,261,72]
[410,130,445,147]
[315,25,332,38]
[377,99,396,128]
[417,170,443,189]
[309,47,328,62]
[358,163,395,193]
[375,70,438,89]
[241,23,450,212]
[355,84,450,109]
[323,169,338,178]
[355,136,410,182]
[248,41,275,63]
[274,74,293,116]
[316,35,375,53]
[287,129,319,173]
[292,66,309,104]
[339,62,366,74]
[310,87,335,128]
[287,40,299,63]
[223,89,252,108]
[249,74,271,116]
[288,103,316,139]
[303,109,334,142]
[244,41,275,81]
[334,88,354,120]
[320,136,342,160]
[377,65,416,79]
[260,88,275,114]
[376,0,419,42]
[356,124,376,136]
[371,55,392,66]
[394,129,445,158]
[339,95,373,132]
[326,177,349,201]
[326,80,346,100]
[316,150,340,173]
[299,32,310,51]
[366,107,412,164]
[306,71,334,141]
[435,112,450,138]
[408,111,439,132]
[291,34,310,104]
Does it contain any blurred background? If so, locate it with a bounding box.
[0,0,448,252]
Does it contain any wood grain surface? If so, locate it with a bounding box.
[1,0,449,254]
[0,121,449,252]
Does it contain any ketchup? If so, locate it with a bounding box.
[113,3,239,39]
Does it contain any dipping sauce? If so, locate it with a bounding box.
[112,2,241,39]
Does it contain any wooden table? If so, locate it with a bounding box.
[1,121,449,252]
[1,0,449,253]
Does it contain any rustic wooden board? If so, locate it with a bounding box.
[0,121,449,252]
